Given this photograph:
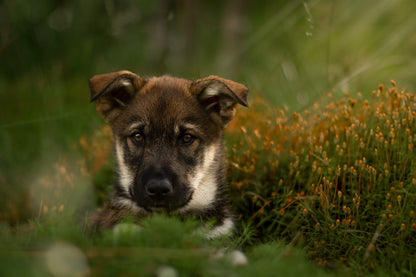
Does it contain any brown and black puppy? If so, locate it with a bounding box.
[88,71,248,238]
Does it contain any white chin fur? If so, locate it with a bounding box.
[179,144,218,213]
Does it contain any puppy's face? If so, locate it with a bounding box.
[113,77,222,212]
[89,72,248,213]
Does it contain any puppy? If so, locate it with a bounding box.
[88,71,248,238]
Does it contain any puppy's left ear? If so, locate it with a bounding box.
[191,75,248,127]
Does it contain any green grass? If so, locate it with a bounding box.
[0,214,335,277]
[2,1,416,276]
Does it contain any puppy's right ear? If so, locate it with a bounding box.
[89,70,143,122]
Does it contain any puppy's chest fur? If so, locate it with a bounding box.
[88,72,248,238]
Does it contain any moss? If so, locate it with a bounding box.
[228,82,416,274]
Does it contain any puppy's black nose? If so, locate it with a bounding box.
[145,178,173,197]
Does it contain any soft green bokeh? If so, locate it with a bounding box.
[1,1,416,275]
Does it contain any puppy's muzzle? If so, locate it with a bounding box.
[145,178,173,197]
[133,169,191,210]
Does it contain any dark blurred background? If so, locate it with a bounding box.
[1,0,416,223]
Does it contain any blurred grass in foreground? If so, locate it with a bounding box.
[0,214,334,277]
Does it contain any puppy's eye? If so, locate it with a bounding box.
[131,132,144,144]
[180,133,195,145]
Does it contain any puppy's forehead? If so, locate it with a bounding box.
[119,76,209,128]
[138,76,195,114]
[144,76,192,93]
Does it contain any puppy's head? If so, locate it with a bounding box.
[89,71,248,213]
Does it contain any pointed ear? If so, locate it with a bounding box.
[89,70,144,122]
[191,75,248,127]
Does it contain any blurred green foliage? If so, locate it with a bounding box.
[2,0,416,102]
[0,214,337,277]
[1,1,416,275]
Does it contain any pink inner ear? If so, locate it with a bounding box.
[203,96,220,112]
